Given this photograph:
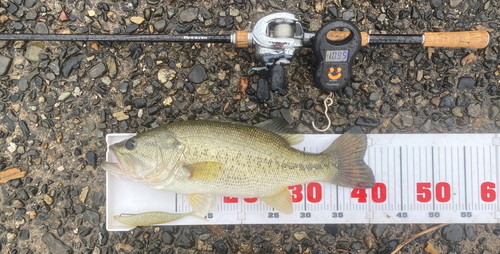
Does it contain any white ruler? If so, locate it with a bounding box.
[105,133,500,231]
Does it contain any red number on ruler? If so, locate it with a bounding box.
[307,182,322,203]
[435,182,451,202]
[371,183,387,203]
[223,197,238,203]
[351,189,368,203]
[288,185,303,203]
[416,182,432,202]
[244,198,258,203]
[481,182,496,202]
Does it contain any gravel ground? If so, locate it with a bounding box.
[0,0,500,253]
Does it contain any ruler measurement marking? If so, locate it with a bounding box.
[464,146,468,210]
[451,146,456,211]
[432,147,435,211]
[175,194,178,212]
[400,146,404,211]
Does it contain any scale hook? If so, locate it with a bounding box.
[312,92,334,132]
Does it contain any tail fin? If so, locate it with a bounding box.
[189,211,209,221]
[323,126,375,188]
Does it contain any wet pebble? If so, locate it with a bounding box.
[256,78,270,101]
[489,105,500,119]
[130,44,143,60]
[355,116,380,127]
[175,227,195,248]
[371,224,388,239]
[213,240,228,254]
[133,98,147,109]
[0,55,13,75]
[467,104,482,117]
[458,77,475,90]
[85,151,97,168]
[179,7,198,23]
[442,224,464,242]
[188,65,208,84]
[42,232,73,254]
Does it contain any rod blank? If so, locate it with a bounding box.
[0,33,232,43]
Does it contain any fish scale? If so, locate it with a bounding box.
[160,121,336,197]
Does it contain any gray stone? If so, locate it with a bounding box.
[450,0,462,8]
[467,104,482,118]
[174,227,194,248]
[439,96,454,107]
[442,224,463,242]
[319,234,335,246]
[83,210,100,226]
[153,20,167,32]
[25,0,37,8]
[83,116,96,134]
[489,105,500,119]
[61,54,84,78]
[355,116,380,127]
[18,77,29,91]
[457,77,475,90]
[0,55,12,75]
[89,62,107,79]
[371,224,388,239]
[343,11,355,21]
[48,59,60,75]
[26,9,37,20]
[179,7,198,23]
[188,65,208,84]
[369,93,379,101]
[34,22,49,33]
[420,118,432,132]
[392,110,414,129]
[42,233,73,254]
[24,41,46,62]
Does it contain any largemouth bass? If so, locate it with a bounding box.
[102,119,375,215]
[114,211,208,226]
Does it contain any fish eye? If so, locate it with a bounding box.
[125,139,136,150]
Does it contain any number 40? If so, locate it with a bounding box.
[351,183,387,203]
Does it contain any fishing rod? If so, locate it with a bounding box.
[0,12,490,130]
[0,12,489,83]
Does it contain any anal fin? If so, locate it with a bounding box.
[188,193,215,216]
[260,188,293,214]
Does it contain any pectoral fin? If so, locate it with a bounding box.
[186,162,225,182]
[188,193,215,216]
[260,188,293,214]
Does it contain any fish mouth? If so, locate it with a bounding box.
[101,146,137,180]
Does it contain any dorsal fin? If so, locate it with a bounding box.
[254,118,304,146]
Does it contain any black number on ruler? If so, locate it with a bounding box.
[461,212,472,217]
[332,212,343,218]
[268,212,279,218]
[396,212,408,218]
[300,212,311,218]
[205,213,213,219]
[428,212,440,218]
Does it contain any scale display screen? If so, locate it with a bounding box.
[325,50,349,62]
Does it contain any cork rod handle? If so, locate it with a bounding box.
[423,31,489,48]
[326,31,368,46]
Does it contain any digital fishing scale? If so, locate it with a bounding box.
[313,20,362,92]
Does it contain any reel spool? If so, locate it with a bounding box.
[272,23,295,38]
